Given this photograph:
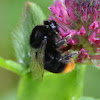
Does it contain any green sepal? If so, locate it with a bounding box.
[12,1,46,68]
[17,64,86,100]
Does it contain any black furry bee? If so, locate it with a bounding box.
[29,20,77,79]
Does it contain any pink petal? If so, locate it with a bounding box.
[78,1,84,15]
[94,40,100,47]
[71,30,78,37]
[94,0,98,9]
[73,0,77,9]
[61,7,72,25]
[48,4,55,15]
[92,8,98,21]
[77,26,86,36]
[67,6,77,21]
[84,2,88,9]
[54,0,60,8]
[55,9,64,21]
[88,7,92,17]
[60,0,64,2]
[76,48,89,63]
[64,17,72,25]
[97,29,100,34]
[58,27,68,37]
[48,15,54,20]
[65,0,70,7]
[78,3,82,15]
[88,32,96,44]
[79,48,89,58]
[82,4,87,22]
[68,38,77,45]
[48,2,61,16]
[89,20,99,30]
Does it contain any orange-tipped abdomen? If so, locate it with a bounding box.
[62,58,75,73]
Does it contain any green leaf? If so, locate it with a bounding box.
[78,97,100,100]
[0,57,23,76]
[17,64,86,100]
[12,1,46,68]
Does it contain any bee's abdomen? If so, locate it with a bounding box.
[61,59,75,73]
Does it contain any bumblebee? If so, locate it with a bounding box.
[29,20,77,79]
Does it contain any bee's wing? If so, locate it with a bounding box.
[30,38,47,81]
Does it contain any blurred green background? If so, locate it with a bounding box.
[0,0,100,100]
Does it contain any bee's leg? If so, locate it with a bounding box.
[58,51,78,61]
[40,36,47,48]
[56,35,71,47]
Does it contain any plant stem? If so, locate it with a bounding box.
[16,64,86,100]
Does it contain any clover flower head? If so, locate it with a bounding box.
[48,0,100,67]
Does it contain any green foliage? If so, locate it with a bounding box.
[78,97,100,100]
[17,64,86,100]
[0,89,16,100]
[0,57,23,76]
[12,1,46,68]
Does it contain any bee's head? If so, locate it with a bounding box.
[44,20,59,38]
[44,20,56,28]
[44,20,59,31]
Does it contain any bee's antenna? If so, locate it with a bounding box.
[56,23,72,40]
[57,23,67,32]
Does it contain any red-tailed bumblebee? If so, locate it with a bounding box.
[29,20,77,79]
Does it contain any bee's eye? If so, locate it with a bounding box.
[50,23,56,29]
